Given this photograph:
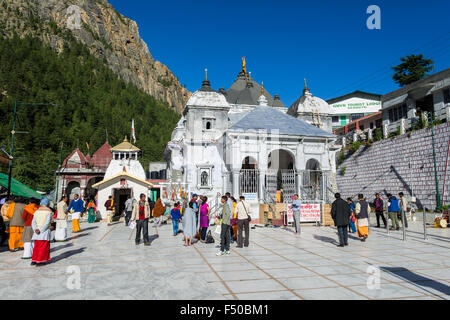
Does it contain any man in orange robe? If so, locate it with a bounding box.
[6,199,26,252]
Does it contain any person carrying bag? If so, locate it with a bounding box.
[236,196,251,248]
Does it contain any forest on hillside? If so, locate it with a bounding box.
[0,34,180,192]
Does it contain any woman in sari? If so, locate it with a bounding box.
[199,197,210,243]
[31,198,52,266]
[182,201,199,246]
[152,198,166,227]
[355,194,370,242]
[347,198,357,234]
[230,197,238,243]
[87,199,96,223]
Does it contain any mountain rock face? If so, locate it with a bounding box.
[0,0,190,113]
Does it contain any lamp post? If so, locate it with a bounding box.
[428,111,442,211]
[7,100,57,199]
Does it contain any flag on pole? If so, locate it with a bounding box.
[131,119,136,144]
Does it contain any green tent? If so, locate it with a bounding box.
[0,173,43,199]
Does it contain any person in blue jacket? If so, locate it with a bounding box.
[387,193,400,230]
[68,194,84,233]
[171,202,182,236]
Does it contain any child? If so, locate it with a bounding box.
[171,202,182,236]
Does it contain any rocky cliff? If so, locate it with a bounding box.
[0,0,190,113]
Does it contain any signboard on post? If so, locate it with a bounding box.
[301,203,321,222]
[285,202,321,223]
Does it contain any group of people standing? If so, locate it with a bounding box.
[1,197,56,265]
[0,193,102,266]
[167,192,252,255]
[332,191,410,247]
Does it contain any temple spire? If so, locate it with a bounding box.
[242,56,247,76]
[261,81,265,96]
[199,68,213,92]
[303,78,311,95]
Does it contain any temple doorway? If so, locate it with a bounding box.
[266,149,295,203]
[113,188,132,220]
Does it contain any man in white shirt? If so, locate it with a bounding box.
[236,196,251,248]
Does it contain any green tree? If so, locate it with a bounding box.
[392,54,434,87]
[0,35,180,192]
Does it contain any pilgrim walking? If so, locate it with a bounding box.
[355,194,370,241]
[68,194,84,233]
[182,201,199,247]
[55,196,69,241]
[331,193,351,247]
[31,198,53,266]
[21,199,39,259]
[131,193,151,246]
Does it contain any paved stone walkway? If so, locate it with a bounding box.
[0,219,449,300]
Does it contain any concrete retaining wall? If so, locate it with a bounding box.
[336,122,450,209]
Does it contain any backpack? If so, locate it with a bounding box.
[205,230,215,244]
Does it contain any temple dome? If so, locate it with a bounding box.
[288,87,332,115]
[185,78,229,109]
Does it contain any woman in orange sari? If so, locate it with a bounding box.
[152,198,166,227]
[355,194,370,242]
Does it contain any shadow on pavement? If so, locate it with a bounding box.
[149,234,159,245]
[313,234,338,245]
[66,233,90,241]
[381,266,450,298]
[50,243,73,253]
[51,247,87,263]
[74,226,99,232]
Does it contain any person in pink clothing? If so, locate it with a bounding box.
[199,196,210,243]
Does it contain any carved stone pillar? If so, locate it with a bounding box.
[232,170,240,197]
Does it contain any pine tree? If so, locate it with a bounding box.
[392,54,434,87]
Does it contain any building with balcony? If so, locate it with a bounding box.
[382,68,450,136]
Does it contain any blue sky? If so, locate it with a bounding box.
[109,0,450,106]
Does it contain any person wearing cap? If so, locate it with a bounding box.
[31,198,53,265]
[131,193,151,246]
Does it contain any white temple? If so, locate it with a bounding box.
[163,60,339,218]
[93,137,152,220]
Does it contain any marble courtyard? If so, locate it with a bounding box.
[0,218,449,300]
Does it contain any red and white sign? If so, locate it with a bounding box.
[286,203,321,223]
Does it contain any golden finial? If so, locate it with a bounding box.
[249,71,252,80]
[304,78,308,89]
[242,56,247,76]
[205,68,208,81]
[261,81,264,96]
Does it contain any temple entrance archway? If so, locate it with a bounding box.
[266,149,295,203]
[302,158,324,200]
[65,181,80,201]
[240,156,258,195]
